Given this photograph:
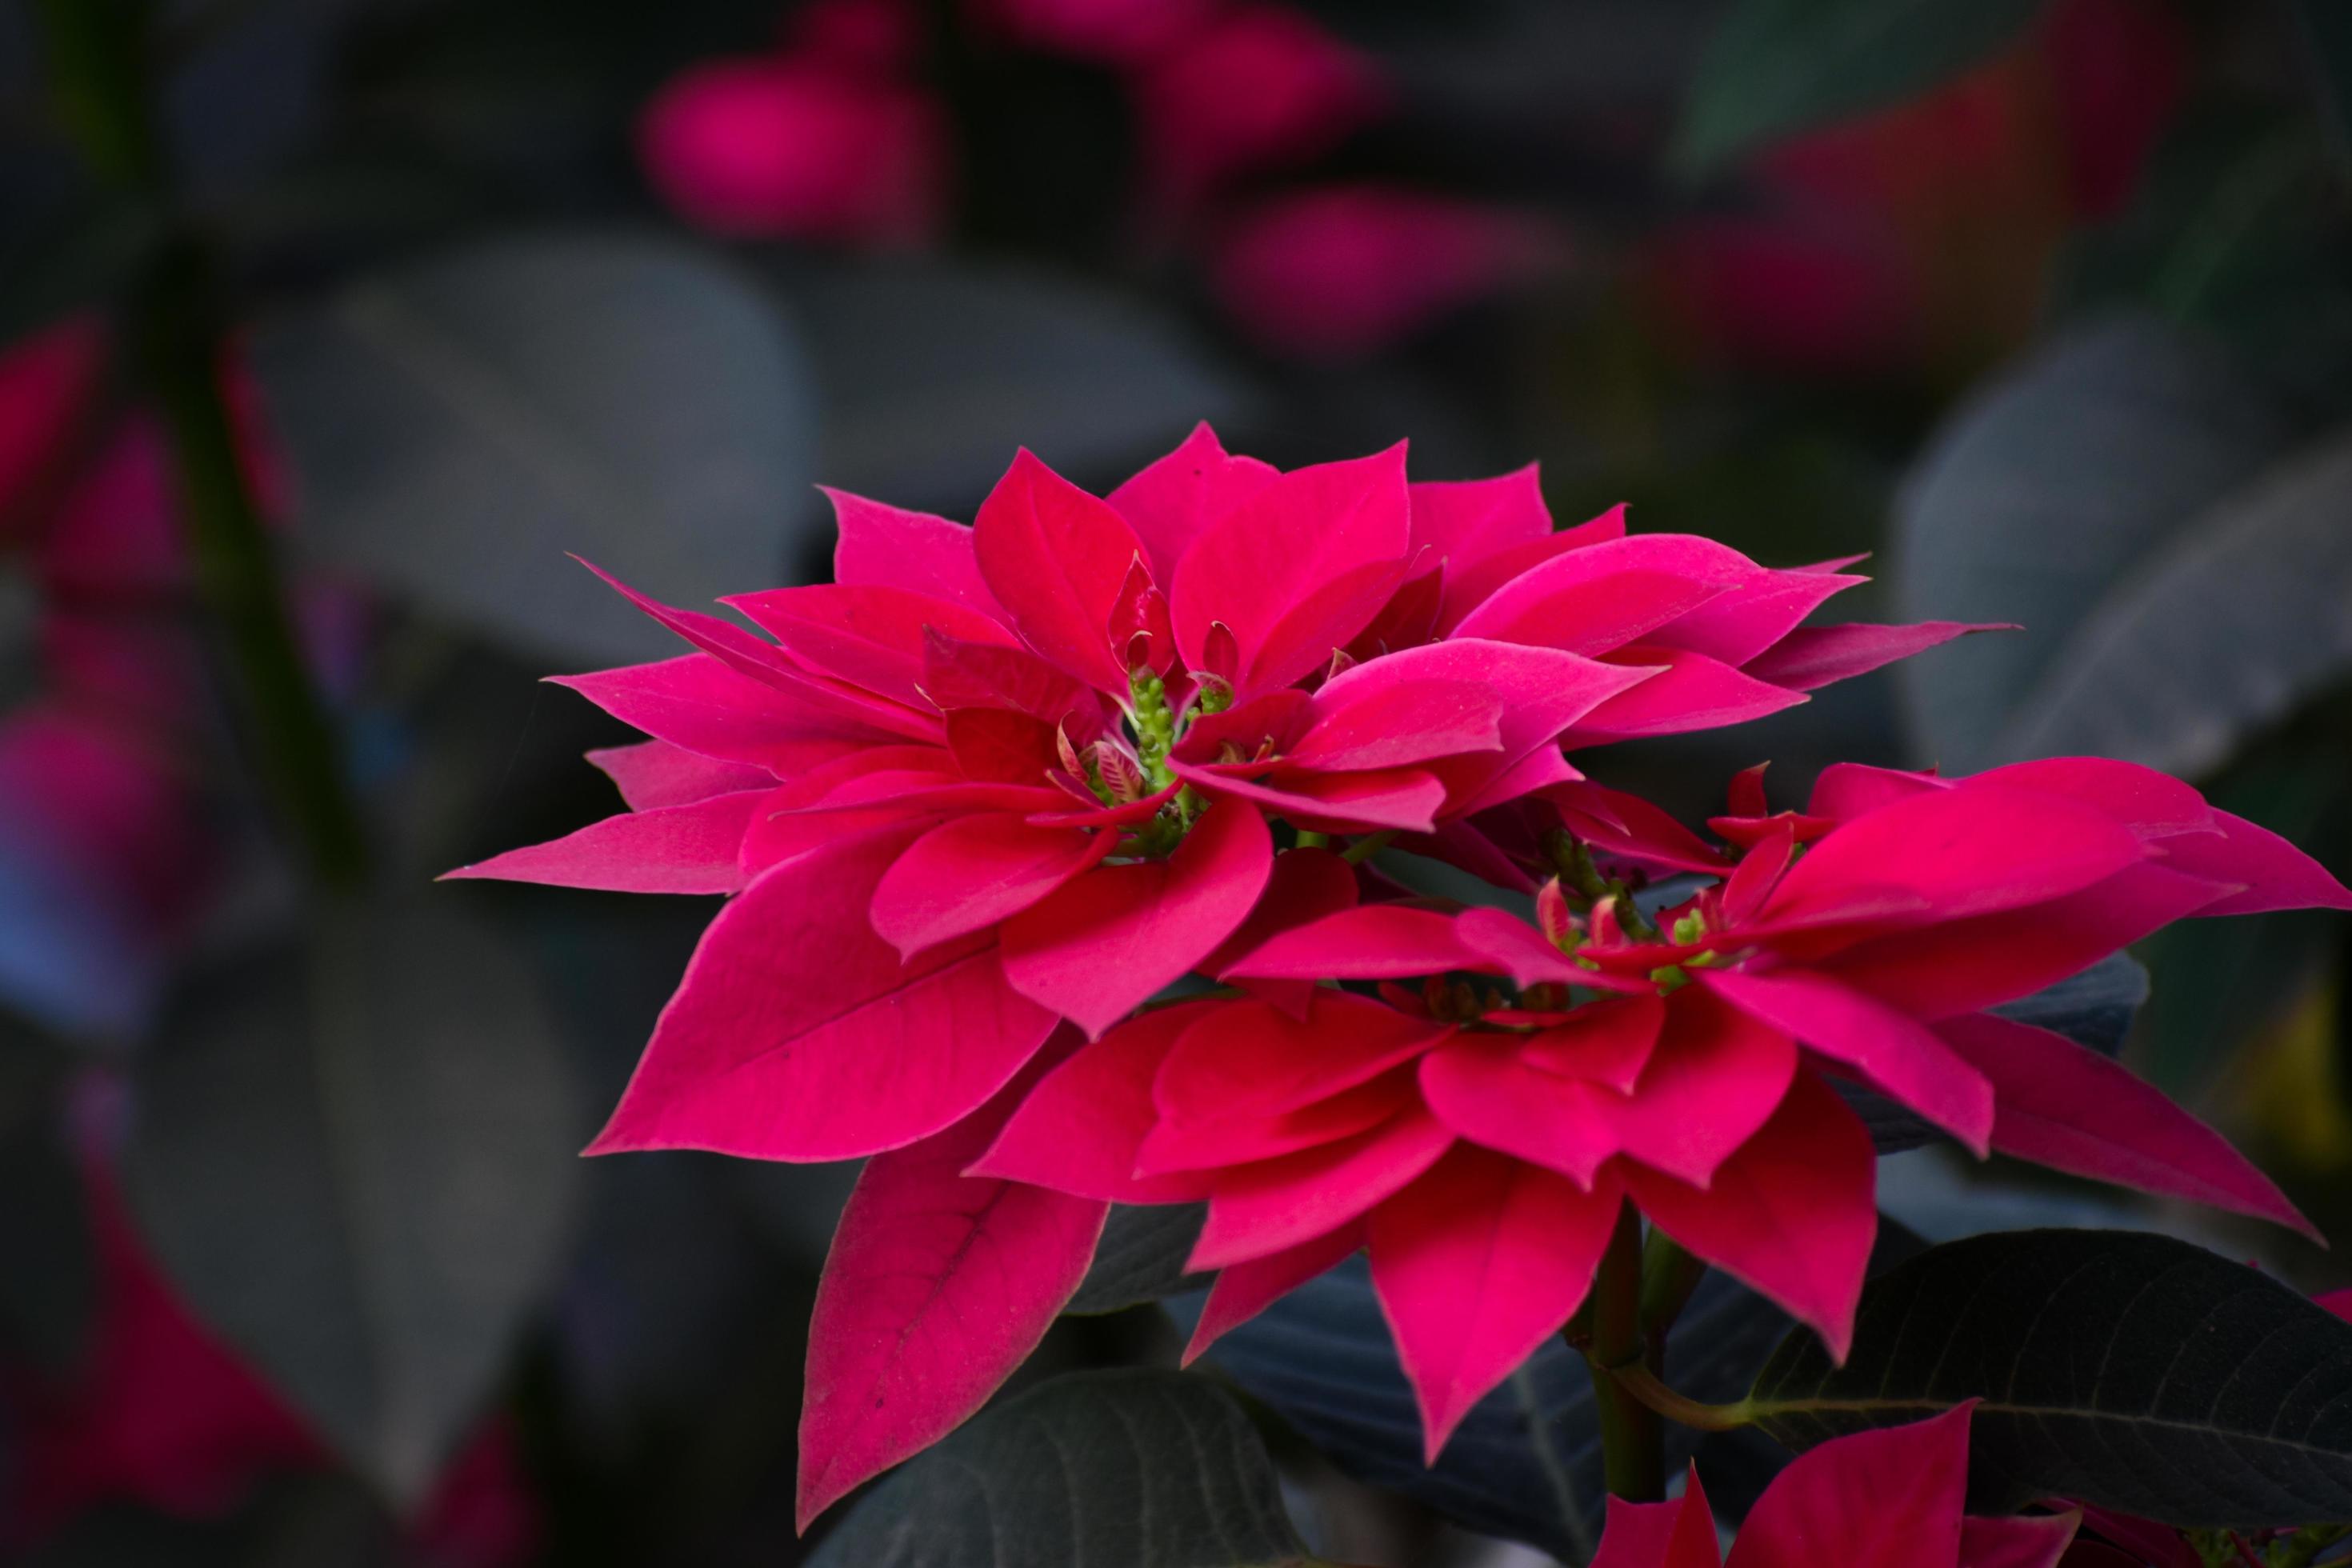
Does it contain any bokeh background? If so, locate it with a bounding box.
[2,0,2349,1562]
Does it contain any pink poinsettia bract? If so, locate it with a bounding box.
[1591,1405,2079,1568]
[451,424,1982,1169]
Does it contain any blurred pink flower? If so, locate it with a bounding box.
[968,0,1210,63]
[0,323,354,1034]
[3,1104,543,1560]
[1133,5,1384,207]
[1647,0,2184,377]
[1594,1406,2078,1567]
[6,1123,315,1538]
[2043,0,2185,219]
[0,318,106,547]
[1212,185,1560,359]
[0,706,210,1036]
[638,57,948,244]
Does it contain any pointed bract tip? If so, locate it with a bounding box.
[1420,1406,1468,1468]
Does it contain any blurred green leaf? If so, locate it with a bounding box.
[1895,315,2302,772]
[1671,0,2042,176]
[787,259,1255,510]
[0,1094,95,1374]
[22,1509,242,1568]
[251,232,820,665]
[2293,0,2352,174]
[0,190,166,344]
[1965,423,2352,774]
[122,892,582,1501]
[808,1370,1310,1567]
[2061,104,2352,418]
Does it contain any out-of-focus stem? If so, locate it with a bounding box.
[34,0,366,888]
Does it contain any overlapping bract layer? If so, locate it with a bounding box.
[982,756,2343,1458]
[1591,1406,2078,1568]
[453,424,1974,1163]
[456,422,2344,1530]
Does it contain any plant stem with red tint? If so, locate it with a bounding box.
[32,0,367,887]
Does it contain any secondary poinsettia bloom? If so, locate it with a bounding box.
[0,318,106,548]
[637,41,946,245]
[450,426,1982,1171]
[1210,184,1564,361]
[1648,0,2182,377]
[977,754,2342,1456]
[966,0,1209,62]
[1131,5,1386,210]
[1591,1406,2078,1568]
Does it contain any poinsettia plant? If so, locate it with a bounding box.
[458,426,2352,1561]
[17,0,2352,1562]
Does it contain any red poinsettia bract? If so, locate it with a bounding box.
[1591,1406,2078,1568]
[447,425,1998,1524]
[452,424,1977,1166]
[979,755,2344,1458]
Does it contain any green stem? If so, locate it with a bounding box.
[34,0,366,888]
[1339,830,1395,866]
[1638,1230,1708,1374]
[1580,1202,1666,1502]
[1293,830,1330,850]
[2275,1523,2351,1567]
[1606,1364,1756,1434]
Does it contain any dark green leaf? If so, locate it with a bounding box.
[806,1370,1310,1568]
[1672,0,2043,176]
[122,893,582,1500]
[1895,315,2300,771]
[1748,1227,2352,1527]
[252,233,820,664]
[1176,1253,1788,1561]
[788,258,1254,509]
[1066,1202,1207,1315]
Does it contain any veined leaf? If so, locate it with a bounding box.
[806,1370,1310,1567]
[122,894,581,1499]
[1175,1252,1790,1561]
[1747,1227,2352,1527]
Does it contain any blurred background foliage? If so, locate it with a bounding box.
[0,0,2348,1562]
